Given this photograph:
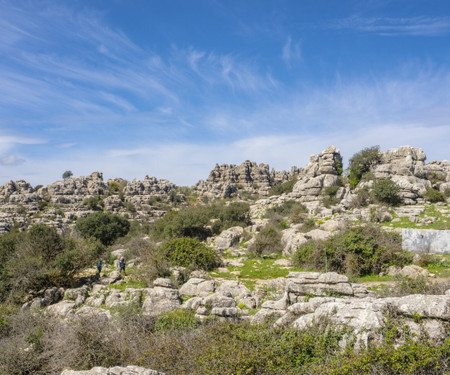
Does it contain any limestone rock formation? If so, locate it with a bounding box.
[43,172,108,204]
[195,160,298,199]
[292,146,345,202]
[124,175,178,205]
[371,146,431,204]
[254,271,450,348]
[425,159,450,193]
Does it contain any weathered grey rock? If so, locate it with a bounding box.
[179,278,216,297]
[386,294,450,320]
[212,226,244,250]
[216,280,251,297]
[281,228,308,256]
[387,264,431,278]
[101,271,122,285]
[153,278,174,288]
[142,286,181,317]
[195,160,298,199]
[292,146,344,203]
[46,300,76,318]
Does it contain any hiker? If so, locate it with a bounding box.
[96,259,103,276]
[119,257,126,275]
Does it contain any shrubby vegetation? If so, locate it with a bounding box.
[76,212,130,246]
[348,146,382,189]
[152,202,250,241]
[292,225,411,276]
[0,225,105,302]
[159,237,221,270]
[0,311,448,375]
[82,195,104,210]
[265,200,308,225]
[248,223,283,257]
[321,185,340,208]
[268,177,298,196]
[371,179,402,205]
[423,187,446,203]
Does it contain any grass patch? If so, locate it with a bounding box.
[109,279,147,291]
[385,204,450,230]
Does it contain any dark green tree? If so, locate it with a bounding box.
[348,146,382,189]
[62,170,73,179]
[76,212,130,246]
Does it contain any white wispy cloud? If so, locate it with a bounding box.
[0,154,25,166]
[333,16,450,36]
[282,36,301,67]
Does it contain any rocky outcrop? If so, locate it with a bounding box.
[195,161,298,199]
[61,366,165,375]
[43,172,108,204]
[426,159,450,193]
[292,146,345,203]
[253,271,450,348]
[124,176,178,205]
[371,146,431,204]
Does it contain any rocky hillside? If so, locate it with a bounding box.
[0,144,449,375]
[0,145,449,234]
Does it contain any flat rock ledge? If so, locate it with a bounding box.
[254,272,450,348]
[61,366,164,375]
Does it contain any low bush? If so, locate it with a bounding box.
[159,237,221,271]
[248,224,283,257]
[321,186,340,208]
[155,309,200,332]
[371,179,402,205]
[152,202,250,241]
[1,312,449,375]
[377,276,450,297]
[76,212,130,246]
[292,225,411,276]
[423,187,446,203]
[82,195,104,210]
[268,177,298,196]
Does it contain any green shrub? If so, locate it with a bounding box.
[268,177,298,196]
[83,195,104,210]
[152,203,250,241]
[371,179,402,205]
[444,188,450,198]
[349,187,371,208]
[266,200,307,217]
[159,237,220,270]
[423,187,445,203]
[248,224,283,257]
[76,212,130,246]
[292,225,411,276]
[155,309,200,332]
[348,146,382,189]
[0,225,106,302]
[321,186,340,207]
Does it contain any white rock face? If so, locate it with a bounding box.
[402,228,450,254]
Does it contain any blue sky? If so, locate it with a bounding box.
[1,0,450,186]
